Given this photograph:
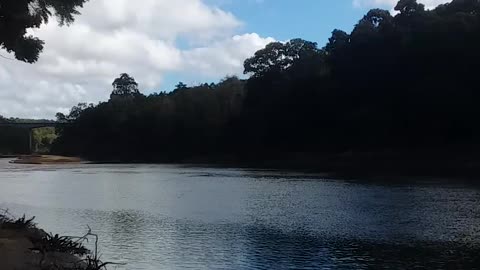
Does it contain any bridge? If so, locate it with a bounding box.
[0,122,69,153]
[0,121,67,129]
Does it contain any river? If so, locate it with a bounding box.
[0,159,479,269]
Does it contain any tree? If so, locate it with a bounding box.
[55,112,67,122]
[356,9,393,30]
[394,0,425,15]
[175,82,188,90]
[325,29,350,55]
[0,0,88,63]
[110,73,141,99]
[244,39,321,78]
[55,103,92,122]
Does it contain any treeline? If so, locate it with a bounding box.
[53,0,480,162]
[0,116,28,154]
[52,77,246,161]
[0,127,30,154]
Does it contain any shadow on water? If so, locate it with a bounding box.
[79,209,480,270]
[241,226,480,270]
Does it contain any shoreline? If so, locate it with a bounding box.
[9,155,84,165]
[80,153,480,180]
[5,152,480,179]
[0,213,90,270]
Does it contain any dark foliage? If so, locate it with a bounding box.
[0,211,117,269]
[41,233,89,256]
[53,74,246,161]
[0,126,30,154]
[0,0,88,63]
[110,73,141,100]
[0,212,36,230]
[0,115,9,123]
[53,0,480,163]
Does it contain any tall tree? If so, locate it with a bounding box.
[0,0,88,63]
[110,73,141,99]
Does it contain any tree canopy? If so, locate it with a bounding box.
[110,73,141,99]
[244,39,322,78]
[0,0,88,63]
[51,0,480,164]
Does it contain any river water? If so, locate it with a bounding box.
[0,159,479,269]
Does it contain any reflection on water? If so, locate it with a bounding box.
[0,159,479,269]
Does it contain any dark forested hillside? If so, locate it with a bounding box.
[52,0,480,171]
[52,76,246,161]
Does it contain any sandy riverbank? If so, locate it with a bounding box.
[10,155,84,164]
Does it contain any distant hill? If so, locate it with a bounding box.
[7,118,55,124]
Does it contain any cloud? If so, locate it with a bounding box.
[0,0,274,118]
[182,33,275,77]
[353,0,451,10]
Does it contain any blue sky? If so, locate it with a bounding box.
[162,0,375,92]
[209,0,371,45]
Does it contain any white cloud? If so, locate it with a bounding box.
[353,0,451,10]
[0,0,273,118]
[183,33,275,77]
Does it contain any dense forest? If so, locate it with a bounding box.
[0,117,29,154]
[52,0,480,170]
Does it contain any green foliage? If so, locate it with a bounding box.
[53,0,480,161]
[32,127,57,153]
[244,39,322,78]
[0,0,88,63]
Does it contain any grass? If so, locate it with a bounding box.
[0,210,121,270]
[41,233,89,256]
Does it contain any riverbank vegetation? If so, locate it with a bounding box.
[41,0,480,173]
[0,211,112,270]
[32,128,58,153]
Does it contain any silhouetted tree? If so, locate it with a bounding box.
[55,113,67,122]
[0,115,8,123]
[395,0,425,15]
[175,82,188,90]
[110,73,141,99]
[244,39,321,78]
[0,0,88,63]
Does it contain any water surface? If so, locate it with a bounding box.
[0,159,479,269]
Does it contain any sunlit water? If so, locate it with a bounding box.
[0,159,479,269]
